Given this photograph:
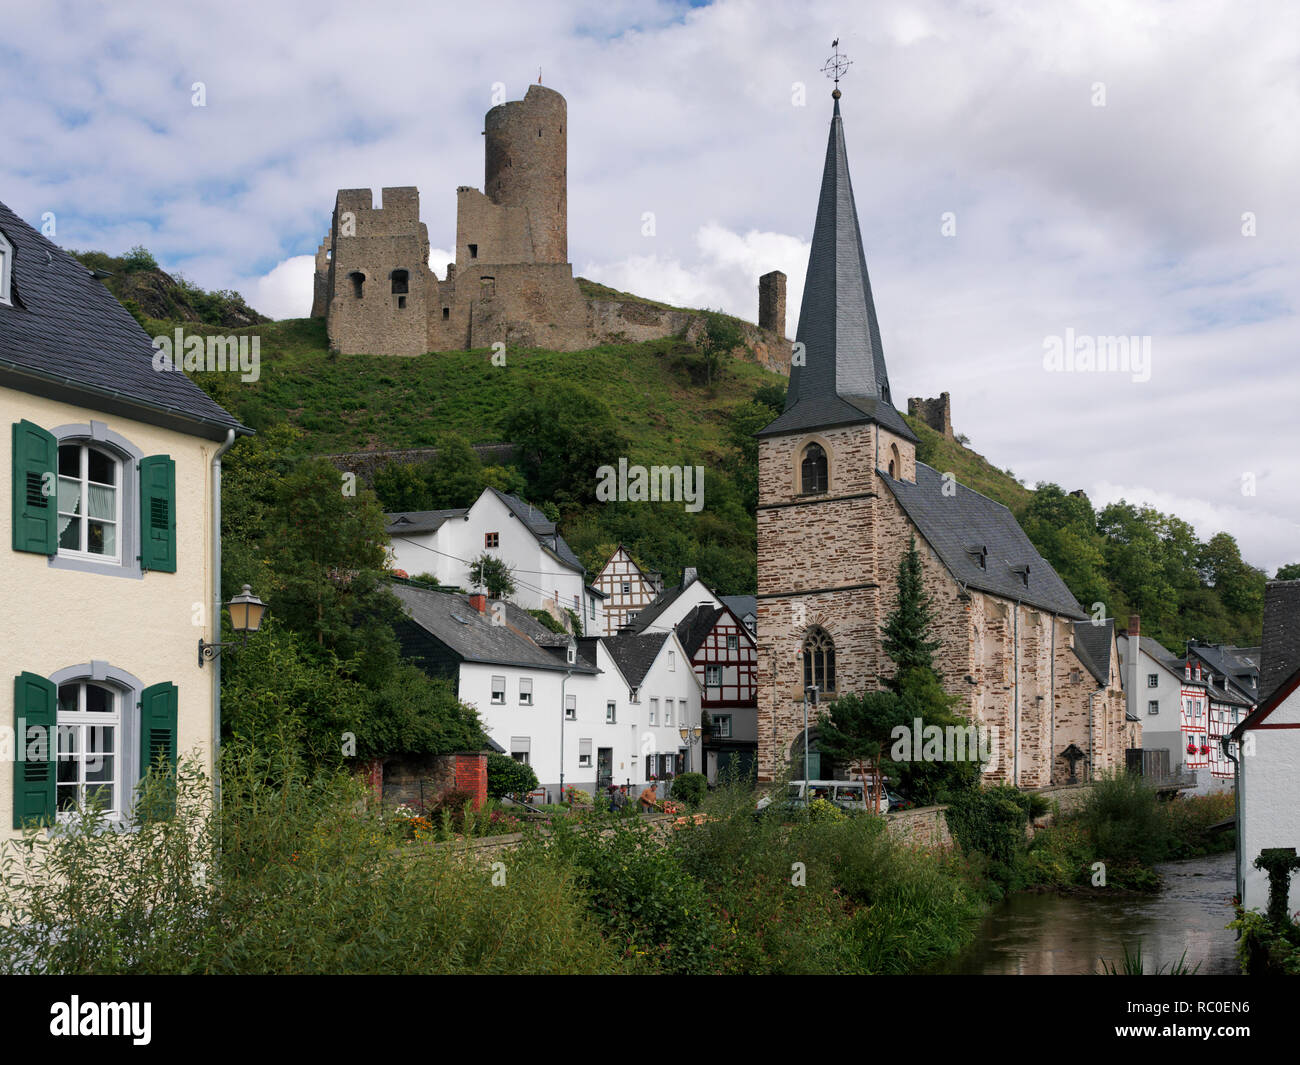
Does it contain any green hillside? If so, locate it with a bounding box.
[124,297,1267,649]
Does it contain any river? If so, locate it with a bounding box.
[938,851,1241,975]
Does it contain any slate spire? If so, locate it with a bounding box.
[760,93,915,440]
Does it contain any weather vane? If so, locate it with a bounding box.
[821,39,851,98]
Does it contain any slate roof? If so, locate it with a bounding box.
[622,581,689,633]
[602,633,671,688]
[0,200,247,441]
[721,595,757,620]
[758,98,915,443]
[385,508,467,535]
[1261,580,1300,701]
[391,583,595,674]
[675,604,725,657]
[1072,619,1114,686]
[881,463,1086,618]
[1187,641,1260,702]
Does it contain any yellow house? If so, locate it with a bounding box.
[0,201,249,838]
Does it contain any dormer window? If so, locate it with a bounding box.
[0,228,13,306]
[966,545,987,570]
[1011,563,1030,588]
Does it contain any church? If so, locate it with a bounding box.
[755,86,1137,788]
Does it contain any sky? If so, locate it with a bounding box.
[2,0,1297,574]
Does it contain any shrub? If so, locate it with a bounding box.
[486,752,538,799]
[670,772,706,809]
[1075,771,1169,866]
[944,785,1034,868]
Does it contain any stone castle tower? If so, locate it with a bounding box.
[311,85,794,369]
[755,91,1130,788]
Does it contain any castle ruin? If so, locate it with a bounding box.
[311,84,791,369]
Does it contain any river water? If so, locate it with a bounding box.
[938,851,1241,975]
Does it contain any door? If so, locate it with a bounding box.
[596,747,613,789]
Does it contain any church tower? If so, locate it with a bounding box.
[754,81,920,782]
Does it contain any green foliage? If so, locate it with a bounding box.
[691,309,745,386]
[545,816,721,974]
[1101,942,1200,975]
[1276,563,1300,581]
[882,537,942,683]
[468,552,516,599]
[818,689,909,780]
[1073,771,1170,867]
[1229,910,1300,975]
[503,384,630,507]
[486,752,539,799]
[122,244,159,272]
[527,608,566,634]
[891,668,983,805]
[669,772,707,808]
[944,784,1036,873]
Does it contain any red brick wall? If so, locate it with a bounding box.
[454,753,487,810]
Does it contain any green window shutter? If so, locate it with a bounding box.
[139,682,179,820]
[139,455,176,573]
[13,672,56,828]
[11,420,57,555]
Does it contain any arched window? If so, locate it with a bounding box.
[349,271,365,299]
[888,442,901,479]
[802,626,836,694]
[57,442,121,561]
[800,442,827,495]
[390,269,409,295]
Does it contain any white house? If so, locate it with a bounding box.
[0,199,248,839]
[1231,581,1300,917]
[618,567,723,634]
[390,583,701,801]
[386,487,603,633]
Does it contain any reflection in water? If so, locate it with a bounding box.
[940,852,1239,975]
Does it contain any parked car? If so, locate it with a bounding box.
[886,788,912,812]
[755,779,887,816]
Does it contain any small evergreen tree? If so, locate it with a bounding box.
[469,553,516,599]
[882,536,941,688]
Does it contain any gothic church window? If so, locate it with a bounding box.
[802,626,836,693]
[800,442,827,495]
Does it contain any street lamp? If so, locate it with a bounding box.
[803,684,819,782]
[198,585,267,667]
[678,723,702,773]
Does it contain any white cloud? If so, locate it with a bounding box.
[246,255,316,321]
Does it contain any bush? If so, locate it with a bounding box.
[1075,771,1169,866]
[944,785,1034,868]
[670,772,706,808]
[487,752,538,799]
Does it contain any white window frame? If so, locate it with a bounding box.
[579,738,592,768]
[55,679,124,822]
[606,701,617,724]
[491,675,506,704]
[57,441,123,564]
[48,423,144,580]
[649,698,658,726]
[565,694,576,721]
[713,714,732,739]
[705,665,722,688]
[665,698,673,725]
[668,651,675,671]
[519,677,533,706]
[0,229,12,307]
[1147,674,1159,688]
[1147,699,1159,715]
[727,634,739,652]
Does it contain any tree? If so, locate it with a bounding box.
[1276,563,1300,581]
[469,553,516,599]
[817,689,909,790]
[373,460,432,512]
[696,310,744,387]
[426,433,485,509]
[882,537,941,687]
[502,385,629,506]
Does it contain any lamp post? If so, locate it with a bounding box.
[803,684,819,781]
[198,585,267,666]
[679,723,702,773]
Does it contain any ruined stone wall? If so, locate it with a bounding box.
[758,270,786,337]
[326,187,432,357]
[456,187,537,267]
[907,393,953,438]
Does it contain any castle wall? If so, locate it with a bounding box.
[456,188,538,266]
[483,85,567,264]
[326,187,432,356]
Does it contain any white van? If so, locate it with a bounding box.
[757,777,888,816]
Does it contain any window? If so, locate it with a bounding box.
[705,665,722,687]
[442,307,449,319]
[606,701,617,723]
[579,739,592,768]
[519,677,533,706]
[390,269,409,295]
[565,694,576,721]
[480,276,496,298]
[668,651,675,672]
[349,271,365,299]
[57,443,120,561]
[802,626,836,693]
[485,531,499,548]
[566,644,576,665]
[800,442,828,495]
[888,443,902,480]
[510,737,530,765]
[491,676,506,704]
[468,243,478,259]
[629,687,640,704]
[1147,674,1159,688]
[1148,700,1159,715]
[665,698,673,725]
[0,228,12,307]
[713,715,732,738]
[621,581,631,594]
[56,681,121,819]
[649,698,658,725]
[726,634,739,652]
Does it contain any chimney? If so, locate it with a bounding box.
[683,566,698,587]
[1128,614,1140,637]
[758,270,787,337]
[469,594,487,614]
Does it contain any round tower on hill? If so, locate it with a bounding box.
[484,84,567,263]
